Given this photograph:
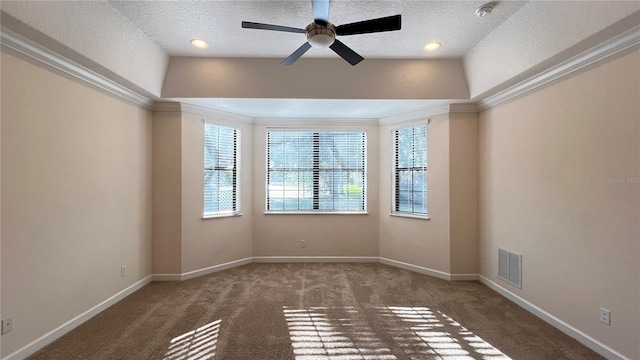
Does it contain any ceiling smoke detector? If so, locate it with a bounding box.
[475,4,494,17]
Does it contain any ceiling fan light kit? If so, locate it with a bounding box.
[241,0,401,66]
[306,22,336,48]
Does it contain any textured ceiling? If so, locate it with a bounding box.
[2,1,637,118]
[107,0,527,59]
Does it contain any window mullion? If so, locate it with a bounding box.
[266,130,365,213]
[313,133,320,210]
[392,124,427,216]
[232,130,237,211]
[394,131,400,212]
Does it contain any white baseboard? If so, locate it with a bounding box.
[181,257,253,280]
[151,273,182,281]
[3,275,153,360]
[6,260,627,360]
[478,275,628,360]
[449,273,479,281]
[252,256,379,263]
[378,257,451,281]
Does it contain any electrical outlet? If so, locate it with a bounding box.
[2,317,13,335]
[600,308,610,325]
[121,265,127,277]
[481,256,486,265]
[300,239,306,248]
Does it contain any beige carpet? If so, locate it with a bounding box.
[29,263,602,359]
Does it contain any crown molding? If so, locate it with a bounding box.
[478,25,640,110]
[154,102,254,124]
[379,103,479,125]
[254,117,379,126]
[6,18,634,118]
[181,103,254,124]
[153,102,183,113]
[449,103,479,113]
[378,105,450,125]
[0,26,155,109]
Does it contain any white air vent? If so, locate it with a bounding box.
[498,249,522,288]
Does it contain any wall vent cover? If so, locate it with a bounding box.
[498,249,522,288]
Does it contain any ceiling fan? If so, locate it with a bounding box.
[241,0,401,66]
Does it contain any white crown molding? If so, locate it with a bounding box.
[478,275,630,360]
[379,105,451,125]
[181,103,254,124]
[478,25,640,110]
[153,101,183,113]
[379,103,480,125]
[0,26,155,110]
[2,275,153,360]
[153,102,254,124]
[4,20,635,119]
[449,103,479,113]
[254,117,379,126]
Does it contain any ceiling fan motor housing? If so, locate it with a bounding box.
[306,22,336,48]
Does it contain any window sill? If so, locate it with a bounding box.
[390,212,430,220]
[264,211,368,215]
[202,212,242,219]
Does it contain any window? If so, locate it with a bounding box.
[266,130,366,213]
[393,124,427,216]
[204,123,239,217]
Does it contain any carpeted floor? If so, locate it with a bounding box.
[29,263,602,359]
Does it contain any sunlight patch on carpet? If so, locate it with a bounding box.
[284,306,510,359]
[284,306,396,360]
[377,306,511,359]
[164,319,221,360]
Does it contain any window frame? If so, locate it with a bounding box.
[391,121,429,220]
[202,121,241,219]
[264,128,368,215]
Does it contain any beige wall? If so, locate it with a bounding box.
[0,48,3,357]
[252,125,379,257]
[162,57,469,100]
[478,50,640,358]
[2,27,635,360]
[152,111,182,274]
[152,110,254,274]
[379,115,451,273]
[378,113,479,276]
[1,50,153,357]
[449,113,479,275]
[181,113,253,272]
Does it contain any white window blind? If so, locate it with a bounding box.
[393,124,427,215]
[266,130,366,212]
[204,124,239,216]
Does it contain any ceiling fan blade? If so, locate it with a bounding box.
[329,39,364,66]
[242,21,306,33]
[312,0,330,26]
[281,42,312,65]
[336,15,401,36]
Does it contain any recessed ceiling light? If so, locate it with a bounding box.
[424,42,441,51]
[190,39,209,49]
